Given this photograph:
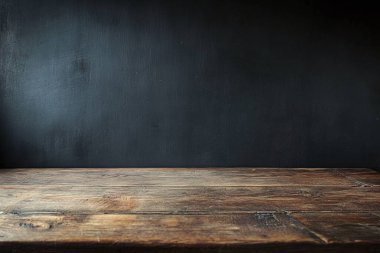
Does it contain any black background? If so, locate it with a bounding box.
[1,0,380,168]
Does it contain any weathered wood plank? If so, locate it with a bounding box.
[0,213,318,245]
[335,169,380,186]
[0,168,375,186]
[290,212,380,244]
[1,185,379,214]
[0,168,379,252]
[1,212,379,252]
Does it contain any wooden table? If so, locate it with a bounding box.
[0,168,379,252]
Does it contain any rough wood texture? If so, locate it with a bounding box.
[0,168,379,253]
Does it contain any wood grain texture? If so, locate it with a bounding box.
[0,168,379,253]
[1,185,379,214]
[290,212,380,243]
[1,168,377,186]
[0,213,317,244]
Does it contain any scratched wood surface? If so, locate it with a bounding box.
[0,168,379,253]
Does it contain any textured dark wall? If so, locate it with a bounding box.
[1,0,380,168]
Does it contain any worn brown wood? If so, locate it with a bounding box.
[0,168,379,253]
[0,213,317,244]
[1,168,377,186]
[1,185,379,214]
[290,212,380,243]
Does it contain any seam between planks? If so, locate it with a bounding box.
[284,211,329,244]
[332,169,378,187]
[1,210,377,216]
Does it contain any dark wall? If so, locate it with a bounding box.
[1,0,380,168]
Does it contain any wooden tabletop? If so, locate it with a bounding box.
[0,168,379,253]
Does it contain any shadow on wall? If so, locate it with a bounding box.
[0,0,380,169]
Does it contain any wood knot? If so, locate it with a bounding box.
[19,221,54,230]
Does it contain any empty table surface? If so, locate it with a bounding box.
[0,168,379,252]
